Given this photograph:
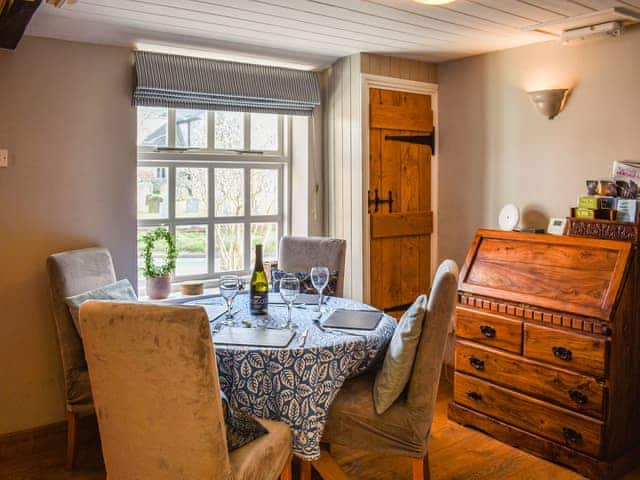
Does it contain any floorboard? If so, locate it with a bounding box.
[2,376,640,480]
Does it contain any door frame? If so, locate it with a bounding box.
[361,74,439,304]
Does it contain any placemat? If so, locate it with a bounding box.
[323,309,383,330]
[213,327,295,348]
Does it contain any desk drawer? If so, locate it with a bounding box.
[456,306,522,353]
[455,341,605,419]
[524,324,608,378]
[454,373,604,457]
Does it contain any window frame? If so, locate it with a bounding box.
[138,109,286,157]
[137,108,290,287]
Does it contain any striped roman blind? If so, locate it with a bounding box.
[133,51,321,116]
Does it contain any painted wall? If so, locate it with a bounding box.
[438,27,640,266]
[0,36,136,434]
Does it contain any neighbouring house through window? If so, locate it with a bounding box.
[137,107,288,289]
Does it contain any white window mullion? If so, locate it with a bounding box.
[208,110,216,151]
[167,109,177,148]
[168,165,177,281]
[243,112,251,151]
[243,167,251,271]
[208,165,216,276]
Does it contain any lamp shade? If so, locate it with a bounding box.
[527,89,569,119]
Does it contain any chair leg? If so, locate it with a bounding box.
[299,459,312,480]
[279,455,292,480]
[65,411,78,470]
[411,453,430,480]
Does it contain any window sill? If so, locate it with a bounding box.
[139,287,221,304]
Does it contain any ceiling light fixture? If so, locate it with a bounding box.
[413,0,456,5]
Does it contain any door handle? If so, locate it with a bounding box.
[367,189,393,213]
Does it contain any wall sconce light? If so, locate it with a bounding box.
[527,89,570,119]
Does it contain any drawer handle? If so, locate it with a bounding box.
[562,427,582,444]
[568,390,588,405]
[469,357,485,370]
[479,325,496,338]
[466,391,482,401]
[552,346,572,361]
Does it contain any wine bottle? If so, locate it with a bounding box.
[250,244,269,315]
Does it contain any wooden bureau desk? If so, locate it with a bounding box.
[448,229,640,479]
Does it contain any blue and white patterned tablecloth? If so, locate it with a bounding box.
[187,294,396,460]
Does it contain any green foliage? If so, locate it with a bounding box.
[142,227,177,278]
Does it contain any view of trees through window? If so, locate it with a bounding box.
[137,107,285,283]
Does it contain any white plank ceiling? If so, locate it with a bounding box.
[26,0,640,68]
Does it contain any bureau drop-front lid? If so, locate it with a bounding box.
[459,229,632,321]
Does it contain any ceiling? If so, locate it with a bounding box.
[26,0,640,69]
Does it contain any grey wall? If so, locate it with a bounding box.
[0,36,136,434]
[438,27,640,266]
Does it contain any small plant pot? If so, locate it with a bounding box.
[146,274,171,299]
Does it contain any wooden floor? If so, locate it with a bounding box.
[3,375,640,480]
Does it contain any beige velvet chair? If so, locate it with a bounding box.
[321,260,459,480]
[278,236,347,296]
[46,247,117,469]
[79,301,293,480]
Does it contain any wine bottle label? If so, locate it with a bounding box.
[250,293,268,314]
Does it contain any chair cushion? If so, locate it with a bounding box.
[65,279,137,335]
[373,295,427,414]
[221,391,268,451]
[229,418,292,480]
[271,269,339,296]
[323,372,428,458]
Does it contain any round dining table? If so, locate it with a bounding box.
[187,293,396,460]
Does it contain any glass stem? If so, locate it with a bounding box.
[226,298,232,318]
[318,290,323,311]
[287,303,292,326]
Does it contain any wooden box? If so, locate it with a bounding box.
[448,229,640,479]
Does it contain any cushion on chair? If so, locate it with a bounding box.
[323,372,428,458]
[373,295,428,414]
[229,418,292,480]
[221,391,268,451]
[271,269,339,296]
[65,279,137,335]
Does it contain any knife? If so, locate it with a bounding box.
[298,329,309,347]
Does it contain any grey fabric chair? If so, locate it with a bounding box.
[278,236,347,296]
[321,259,459,480]
[46,247,116,469]
[79,301,293,480]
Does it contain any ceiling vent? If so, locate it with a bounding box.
[524,7,640,43]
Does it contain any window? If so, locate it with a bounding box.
[137,108,287,286]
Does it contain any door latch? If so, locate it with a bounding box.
[367,189,393,213]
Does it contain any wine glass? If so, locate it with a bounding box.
[219,275,240,326]
[279,274,300,329]
[310,266,330,314]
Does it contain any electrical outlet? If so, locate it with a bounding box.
[0,149,7,168]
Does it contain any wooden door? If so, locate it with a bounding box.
[369,88,433,315]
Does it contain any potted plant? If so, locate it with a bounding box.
[142,226,177,299]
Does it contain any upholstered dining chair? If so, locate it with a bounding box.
[46,247,117,469]
[79,301,293,480]
[321,259,459,480]
[278,236,347,296]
